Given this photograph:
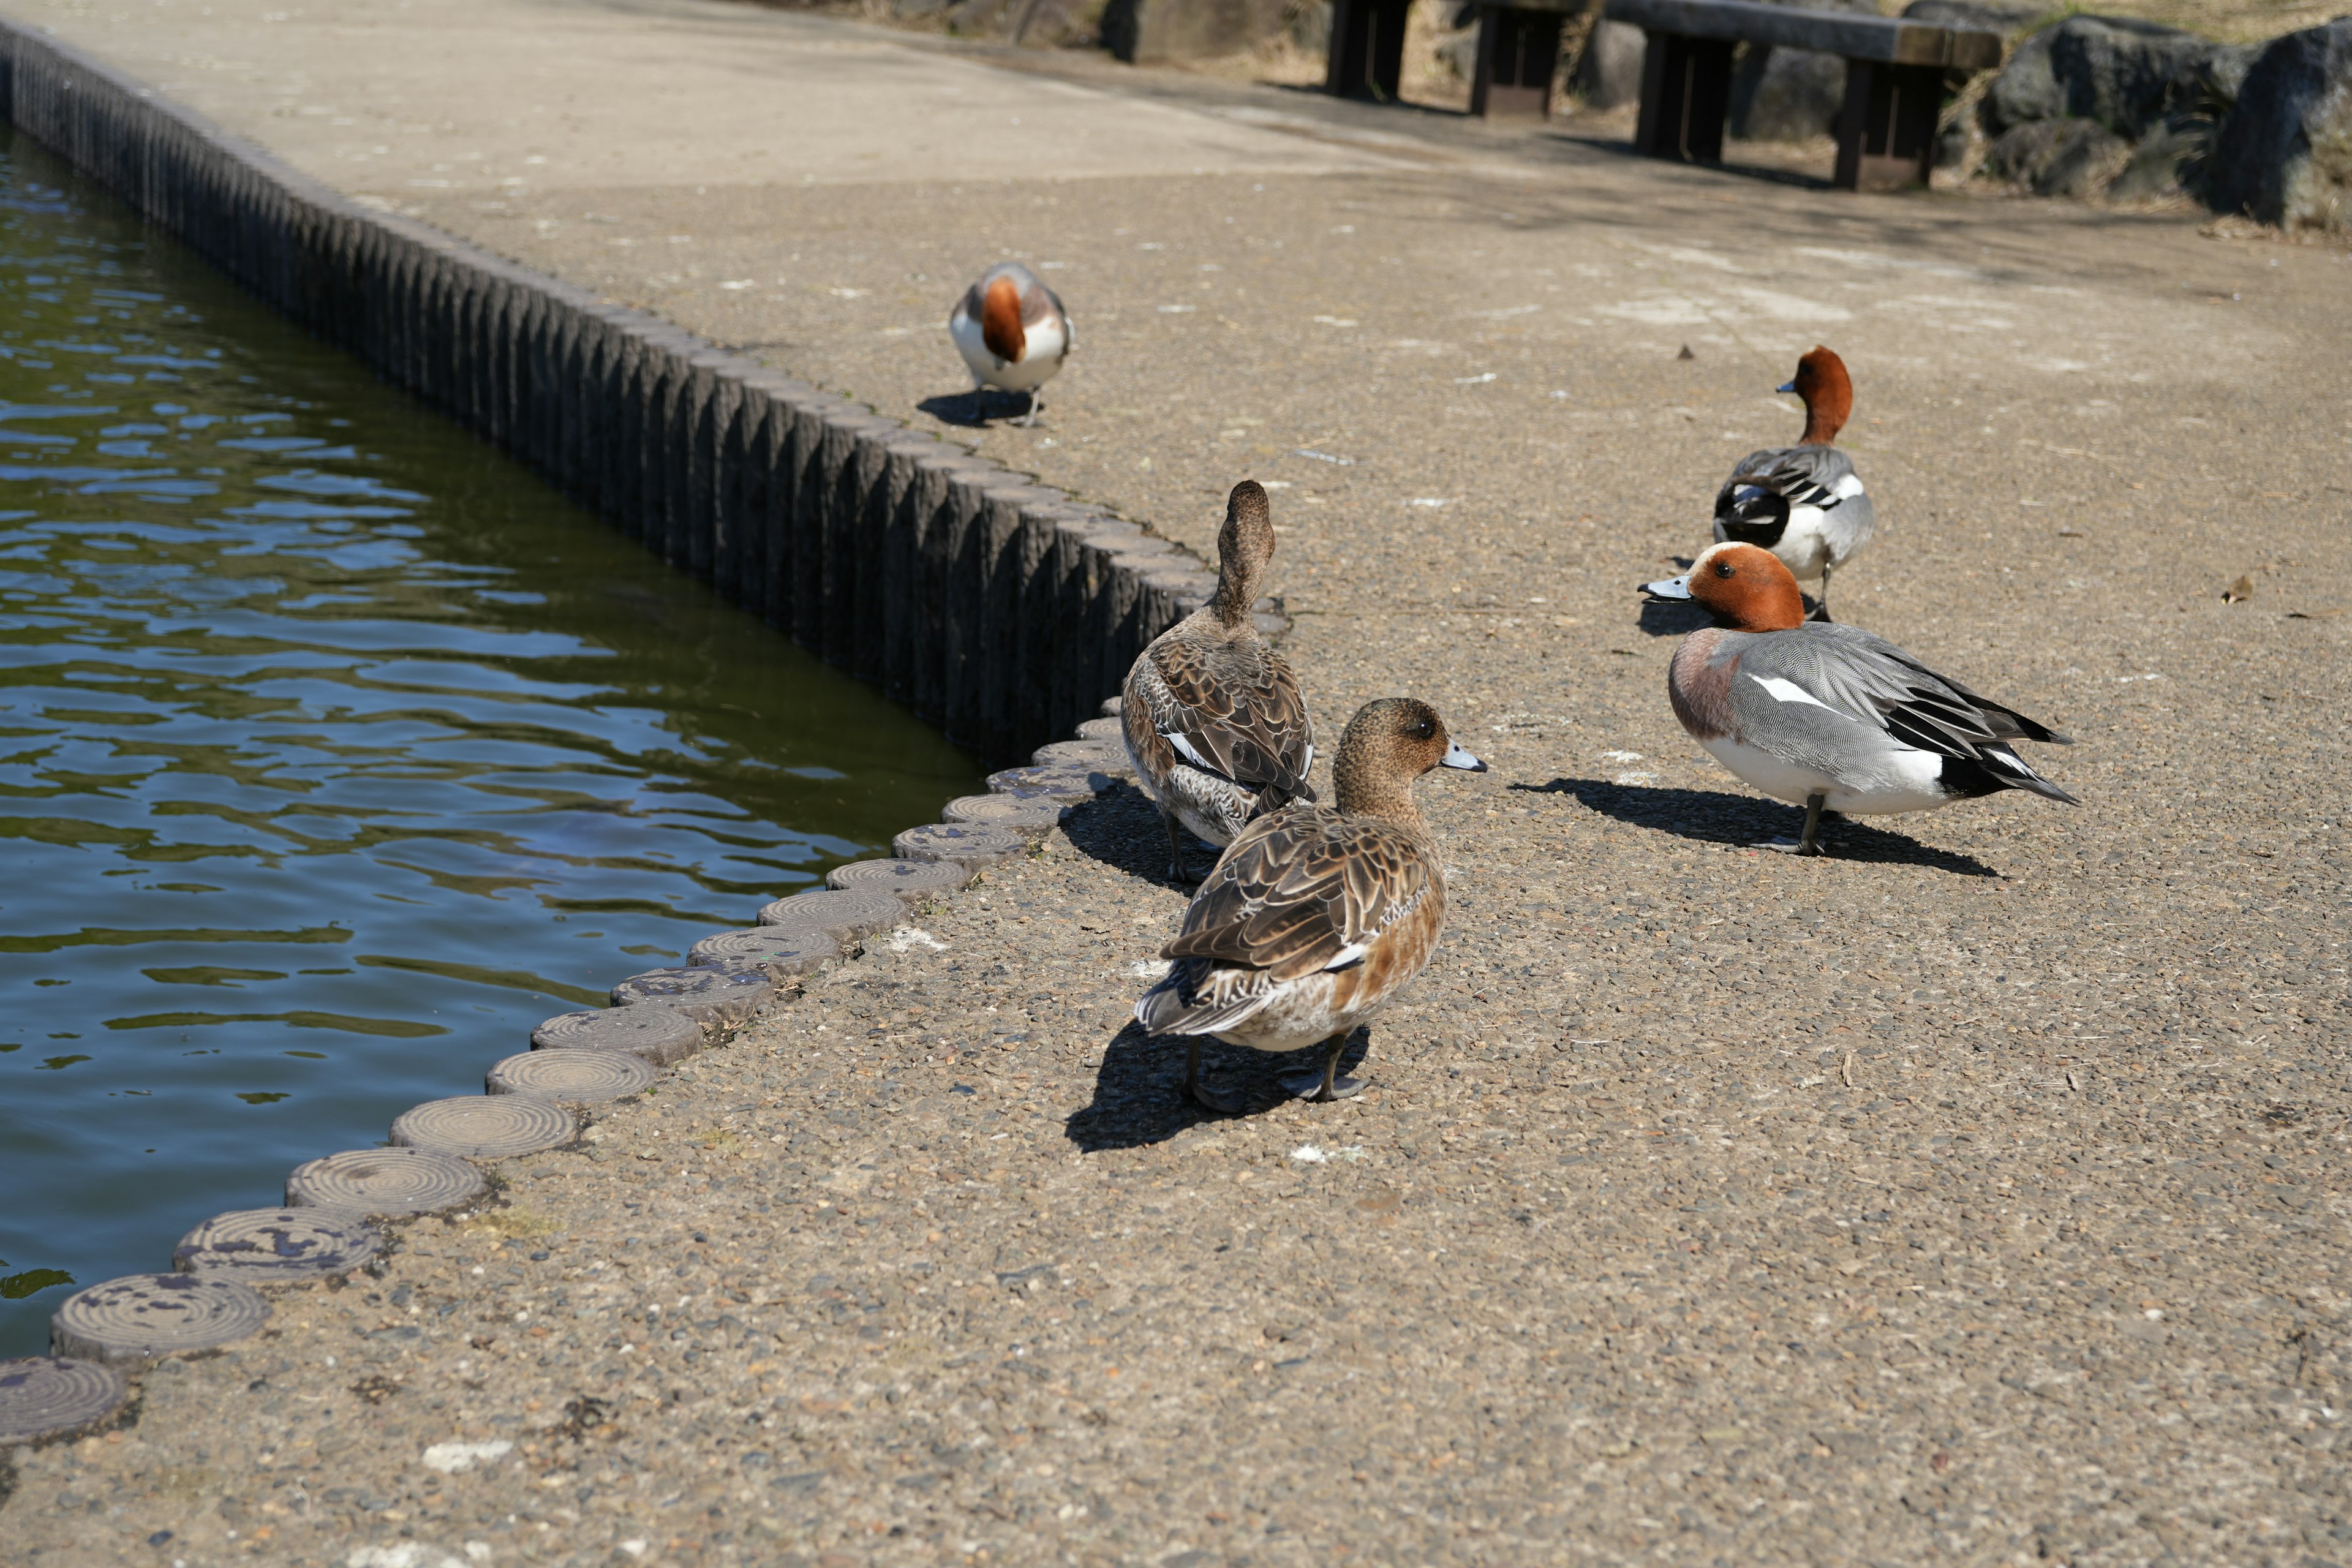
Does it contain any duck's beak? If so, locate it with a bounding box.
[1776,379,1797,394]
[1642,574,1692,600]
[1441,741,1487,773]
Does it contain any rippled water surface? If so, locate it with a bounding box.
[0,136,981,1355]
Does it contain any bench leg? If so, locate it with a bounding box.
[1326,0,1411,102]
[1471,7,1565,119]
[1834,60,1945,191]
[1634,31,1733,164]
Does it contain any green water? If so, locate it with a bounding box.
[0,134,980,1356]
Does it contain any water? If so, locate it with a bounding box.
[0,135,981,1356]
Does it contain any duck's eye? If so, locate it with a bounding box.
[1415,720,1433,736]
[1714,562,1736,579]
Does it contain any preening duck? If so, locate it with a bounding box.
[1648,543,2076,856]
[948,262,1072,426]
[1122,480,1315,883]
[1134,698,1485,1112]
[1710,345,1874,620]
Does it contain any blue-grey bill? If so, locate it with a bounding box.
[1643,575,1692,600]
[1776,379,1796,394]
[1441,741,1488,772]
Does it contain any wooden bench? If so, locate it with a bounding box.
[1324,0,2002,191]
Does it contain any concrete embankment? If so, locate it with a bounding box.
[2,0,2351,1562]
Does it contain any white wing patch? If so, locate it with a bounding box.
[1164,730,1213,771]
[1749,674,1841,712]
[1322,941,1370,972]
[1831,472,1868,500]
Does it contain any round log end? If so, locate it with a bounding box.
[50,1275,271,1368]
[174,1209,382,1286]
[389,1096,578,1159]
[286,1147,487,1217]
[486,1049,657,1104]
[0,1357,130,1444]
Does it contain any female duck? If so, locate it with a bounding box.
[948,262,1072,426]
[1648,543,2075,856]
[1123,480,1315,883]
[1135,698,1485,1110]
[1712,345,1874,620]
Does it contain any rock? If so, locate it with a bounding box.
[1289,0,1330,55]
[1101,0,1287,63]
[2206,19,2352,231]
[1573,20,1646,110]
[1436,24,1480,83]
[1986,15,2249,140]
[2109,120,2206,200]
[1728,0,1883,145]
[1988,116,2133,198]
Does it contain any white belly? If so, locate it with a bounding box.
[950,311,1066,392]
[1770,508,1834,581]
[1700,734,1954,816]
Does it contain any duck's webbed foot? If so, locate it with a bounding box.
[1163,812,1198,886]
[1185,1038,1247,1116]
[1758,793,1830,856]
[1280,1029,1367,1103]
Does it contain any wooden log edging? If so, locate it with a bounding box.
[0,20,1240,763]
[0,23,1245,1447]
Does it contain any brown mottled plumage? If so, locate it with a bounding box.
[1122,481,1315,882]
[1134,698,1486,1109]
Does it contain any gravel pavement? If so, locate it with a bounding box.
[3,0,2350,1562]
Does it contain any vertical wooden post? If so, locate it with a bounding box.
[1834,59,1946,190]
[1634,31,1733,164]
[1469,7,1565,119]
[1325,0,1409,100]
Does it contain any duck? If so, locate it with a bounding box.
[1134,698,1485,1111]
[1646,542,2076,856]
[1122,480,1316,883]
[1709,345,1874,621]
[948,262,1072,426]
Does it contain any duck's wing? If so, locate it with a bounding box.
[1161,808,1428,983]
[1148,635,1316,804]
[948,277,987,331]
[1715,445,1862,535]
[1023,279,1073,353]
[1736,628,2078,800]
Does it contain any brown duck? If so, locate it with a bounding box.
[1134,698,1485,1110]
[1121,480,1316,883]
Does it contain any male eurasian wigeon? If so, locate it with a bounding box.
[1123,480,1316,883]
[1646,542,2075,856]
[948,262,1071,426]
[1135,698,1485,1110]
[1709,345,1874,620]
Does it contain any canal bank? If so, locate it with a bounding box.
[2,0,2351,1563]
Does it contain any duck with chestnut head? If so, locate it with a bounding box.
[1705,345,1874,621]
[1134,698,1485,1112]
[1646,542,2076,856]
[948,262,1072,426]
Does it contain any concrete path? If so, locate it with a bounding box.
[4,1,2351,1564]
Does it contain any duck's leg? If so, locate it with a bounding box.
[1279,1028,1366,1102]
[1761,793,1830,856]
[1811,564,1834,623]
[1185,1038,1247,1115]
[1018,388,1041,428]
[1162,810,1193,884]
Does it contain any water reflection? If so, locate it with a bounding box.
[0,134,979,1351]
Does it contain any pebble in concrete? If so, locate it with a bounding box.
[0,1357,129,1444]
[754,886,909,943]
[484,1047,657,1103]
[942,790,1068,838]
[825,855,970,900]
[388,1095,576,1159]
[531,1004,706,1066]
[284,1146,487,1216]
[685,925,839,978]
[48,1274,271,1368]
[172,1208,380,1285]
[606,965,772,1030]
[891,821,1027,870]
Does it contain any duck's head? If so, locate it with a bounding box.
[1332,698,1485,820]
[1644,542,1806,632]
[1782,345,1853,446]
[1211,480,1275,624]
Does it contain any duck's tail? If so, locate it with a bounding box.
[1134,960,1271,1036]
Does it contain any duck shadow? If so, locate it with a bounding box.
[917,390,1041,429]
[1513,777,1999,877]
[1637,595,1709,638]
[1063,1020,1370,1152]
[1058,778,1216,890]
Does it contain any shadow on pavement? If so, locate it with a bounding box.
[1058,778,1215,890]
[1064,1020,1366,1152]
[1637,595,1709,638]
[1513,776,2000,877]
